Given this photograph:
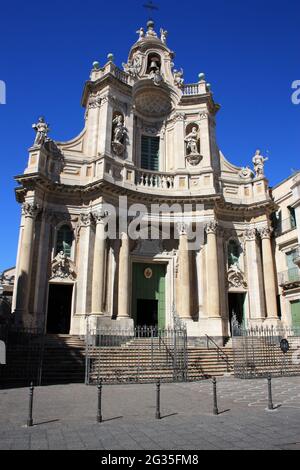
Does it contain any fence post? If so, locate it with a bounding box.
[27,382,34,427]
[267,374,274,410]
[97,379,103,423]
[213,377,219,415]
[156,379,161,420]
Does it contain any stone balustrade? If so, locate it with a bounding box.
[136,169,175,190]
[183,83,200,96]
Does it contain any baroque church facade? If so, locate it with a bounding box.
[11,21,299,342]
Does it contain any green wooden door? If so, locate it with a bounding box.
[291,300,300,329]
[132,263,166,329]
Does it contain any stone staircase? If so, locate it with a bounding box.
[1,334,236,388]
[87,337,234,384]
[41,335,86,385]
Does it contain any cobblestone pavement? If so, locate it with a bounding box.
[1,376,300,450]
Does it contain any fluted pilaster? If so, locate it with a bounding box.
[259,227,278,319]
[205,220,220,318]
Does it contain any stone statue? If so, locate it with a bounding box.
[112,115,126,143]
[146,20,157,38]
[32,117,50,146]
[150,69,163,86]
[112,114,127,156]
[252,149,268,177]
[185,127,199,155]
[123,53,142,78]
[160,28,168,44]
[136,27,145,40]
[173,69,184,88]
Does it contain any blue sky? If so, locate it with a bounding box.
[0,0,299,271]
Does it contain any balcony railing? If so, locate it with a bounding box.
[279,267,300,287]
[136,169,175,190]
[183,83,200,96]
[112,66,130,85]
[274,217,297,237]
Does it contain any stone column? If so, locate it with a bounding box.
[91,210,107,315]
[259,227,278,319]
[245,228,266,320]
[15,202,40,320]
[205,220,220,318]
[176,223,192,319]
[117,232,130,318]
[76,212,94,317]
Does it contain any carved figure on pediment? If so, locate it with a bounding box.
[252,149,268,177]
[136,27,145,40]
[123,53,142,78]
[160,28,168,44]
[32,117,50,147]
[173,68,184,88]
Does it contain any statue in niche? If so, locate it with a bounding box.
[252,149,268,177]
[185,127,199,155]
[32,116,50,146]
[173,69,184,88]
[160,28,168,44]
[112,114,127,156]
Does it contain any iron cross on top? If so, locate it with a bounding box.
[143,1,159,15]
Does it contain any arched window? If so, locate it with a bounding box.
[56,225,73,257]
[228,240,240,267]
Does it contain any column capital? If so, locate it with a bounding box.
[22,202,41,219]
[205,219,218,235]
[258,226,273,239]
[244,228,257,241]
[177,222,189,236]
[92,209,109,224]
[80,212,93,227]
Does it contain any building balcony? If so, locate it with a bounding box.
[274,217,297,237]
[279,267,300,289]
[292,246,300,268]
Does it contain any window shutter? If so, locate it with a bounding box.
[141,136,159,171]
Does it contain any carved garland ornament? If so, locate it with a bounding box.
[51,251,76,281]
[227,264,247,289]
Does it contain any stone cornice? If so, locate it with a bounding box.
[14,172,275,218]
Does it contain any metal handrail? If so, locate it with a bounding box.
[205,334,233,372]
[158,331,174,366]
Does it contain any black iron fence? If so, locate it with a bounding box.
[0,324,44,388]
[85,324,188,385]
[232,321,300,379]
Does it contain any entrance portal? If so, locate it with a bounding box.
[132,263,166,329]
[136,299,158,327]
[228,293,246,334]
[47,284,73,334]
